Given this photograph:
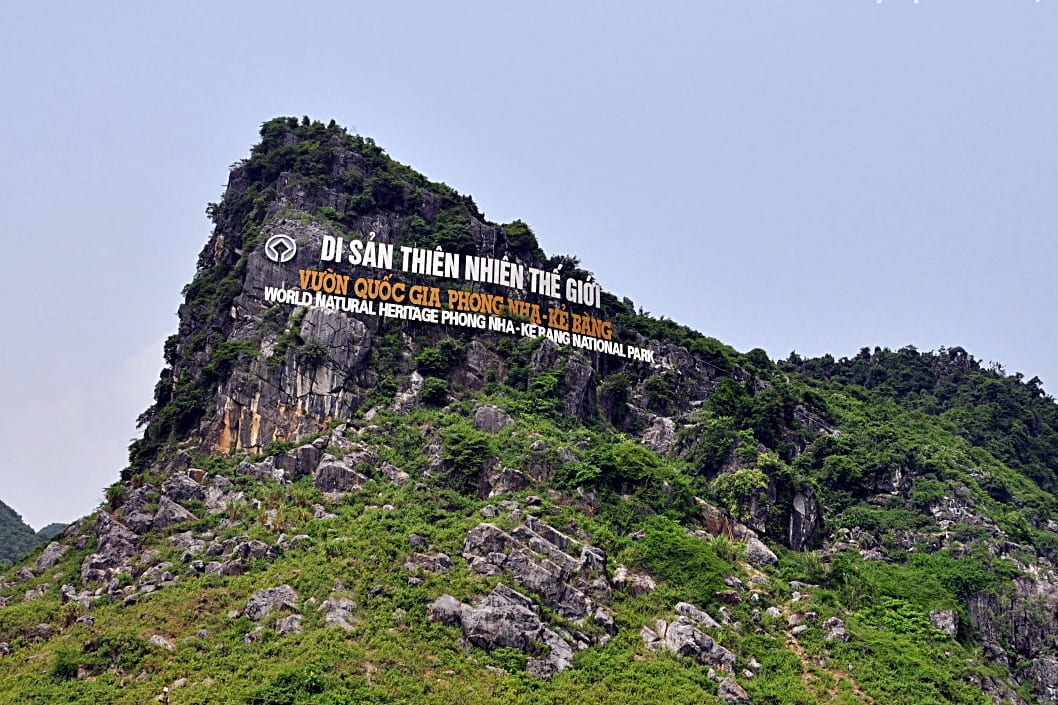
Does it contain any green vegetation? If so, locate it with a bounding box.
[0,500,43,566]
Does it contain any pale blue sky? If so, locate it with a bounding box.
[1,1,1055,529]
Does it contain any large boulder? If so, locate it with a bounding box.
[745,537,778,567]
[461,585,543,651]
[464,523,515,555]
[154,496,198,530]
[427,584,578,680]
[653,616,736,670]
[474,404,514,434]
[245,585,299,621]
[427,594,466,627]
[162,473,206,503]
[313,456,370,492]
[717,677,751,704]
[929,609,958,639]
[33,542,68,573]
[320,596,357,630]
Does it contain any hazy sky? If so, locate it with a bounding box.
[1,1,1055,529]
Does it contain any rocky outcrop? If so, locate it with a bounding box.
[642,417,676,455]
[428,515,618,679]
[474,405,514,434]
[966,574,1058,702]
[208,296,373,453]
[462,517,613,622]
[427,584,576,679]
[32,542,68,573]
[154,496,198,530]
[320,596,357,630]
[641,615,736,671]
[161,473,206,503]
[745,537,778,567]
[245,585,298,621]
[929,609,958,638]
[717,677,751,704]
[787,487,820,551]
[313,456,370,493]
[80,513,139,586]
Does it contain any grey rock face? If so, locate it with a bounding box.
[527,628,574,679]
[288,444,322,480]
[745,537,778,567]
[428,583,579,681]
[787,486,820,550]
[125,511,155,535]
[675,602,721,629]
[81,513,139,586]
[320,596,357,630]
[474,405,514,434]
[560,354,596,423]
[313,456,370,492]
[1028,657,1058,703]
[966,577,1058,702]
[245,585,298,621]
[33,542,68,573]
[154,496,198,530]
[461,586,543,651]
[929,609,958,638]
[204,487,229,514]
[427,594,466,627]
[717,677,751,704]
[276,614,303,635]
[645,616,735,670]
[162,473,206,503]
[403,552,453,574]
[464,517,609,621]
[642,417,676,455]
[464,523,515,555]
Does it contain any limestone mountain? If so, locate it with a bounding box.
[2,116,1058,704]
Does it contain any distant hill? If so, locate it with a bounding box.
[35,523,67,542]
[0,499,42,565]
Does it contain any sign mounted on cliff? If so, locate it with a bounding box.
[256,230,654,364]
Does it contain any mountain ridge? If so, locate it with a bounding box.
[1,116,1057,704]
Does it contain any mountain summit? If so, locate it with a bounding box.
[2,117,1057,704]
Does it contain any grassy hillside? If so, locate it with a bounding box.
[1,117,1055,704]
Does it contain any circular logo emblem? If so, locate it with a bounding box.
[264,233,297,263]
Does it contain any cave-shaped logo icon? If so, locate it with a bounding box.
[265,233,297,263]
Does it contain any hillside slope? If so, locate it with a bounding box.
[2,117,1057,704]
